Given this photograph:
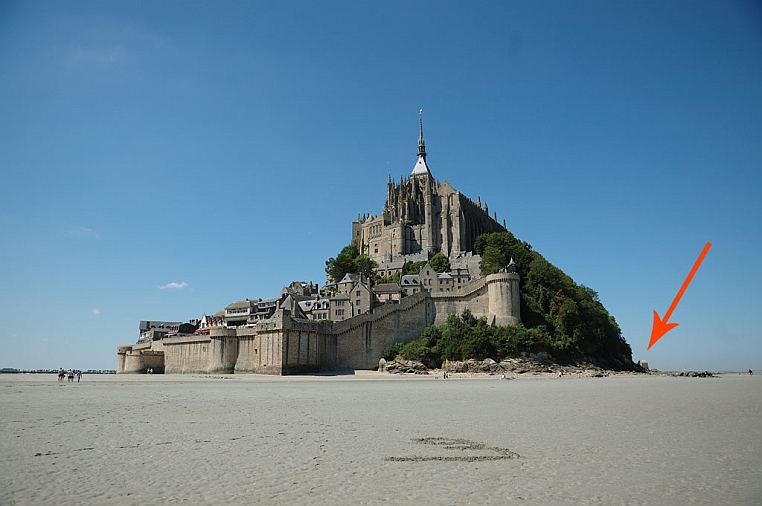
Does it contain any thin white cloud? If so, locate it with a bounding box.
[68,227,100,239]
[60,43,124,67]
[55,17,176,71]
[92,308,100,315]
[158,282,188,290]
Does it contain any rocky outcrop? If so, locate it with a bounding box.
[381,353,646,377]
[381,357,430,375]
[442,356,614,377]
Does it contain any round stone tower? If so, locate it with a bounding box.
[486,259,521,326]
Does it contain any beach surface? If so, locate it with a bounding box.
[1,372,760,505]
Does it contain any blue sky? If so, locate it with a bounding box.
[1,0,760,371]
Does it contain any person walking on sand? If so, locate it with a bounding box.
[750,369,754,376]
[58,368,65,383]
[76,370,82,383]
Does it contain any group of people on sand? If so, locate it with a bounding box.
[57,368,82,383]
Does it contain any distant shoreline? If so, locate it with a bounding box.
[2,368,757,380]
[0,368,116,374]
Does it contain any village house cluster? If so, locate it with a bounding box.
[138,262,481,343]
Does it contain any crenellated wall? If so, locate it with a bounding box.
[117,273,520,375]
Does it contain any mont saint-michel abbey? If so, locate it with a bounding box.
[353,116,507,277]
[117,115,521,375]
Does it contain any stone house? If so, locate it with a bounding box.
[418,262,461,293]
[224,300,256,327]
[330,293,351,321]
[350,281,374,316]
[282,281,319,297]
[299,298,331,321]
[374,283,401,303]
[419,263,437,292]
[450,268,472,290]
[199,312,225,330]
[312,299,331,320]
[337,273,365,294]
[320,282,337,297]
[400,274,422,295]
[435,272,454,292]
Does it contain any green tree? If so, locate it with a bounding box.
[479,245,506,275]
[382,342,405,361]
[429,252,451,273]
[374,271,401,286]
[404,260,428,275]
[325,243,360,282]
[474,231,534,280]
[353,254,377,281]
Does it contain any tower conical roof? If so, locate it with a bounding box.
[411,156,430,175]
[411,109,431,176]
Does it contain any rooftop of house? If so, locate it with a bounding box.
[338,273,362,284]
[374,283,401,293]
[401,275,420,285]
[139,321,182,332]
[226,300,255,310]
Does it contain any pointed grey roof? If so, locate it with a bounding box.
[281,294,295,311]
[401,274,420,285]
[411,109,431,176]
[339,273,360,284]
[411,155,430,175]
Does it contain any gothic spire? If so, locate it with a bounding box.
[418,108,426,160]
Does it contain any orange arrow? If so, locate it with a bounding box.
[648,242,712,350]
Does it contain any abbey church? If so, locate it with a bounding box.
[353,113,508,276]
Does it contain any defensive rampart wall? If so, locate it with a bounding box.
[117,341,165,373]
[163,335,212,374]
[430,272,520,326]
[117,273,520,375]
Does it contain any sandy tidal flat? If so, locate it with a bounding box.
[1,372,760,505]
